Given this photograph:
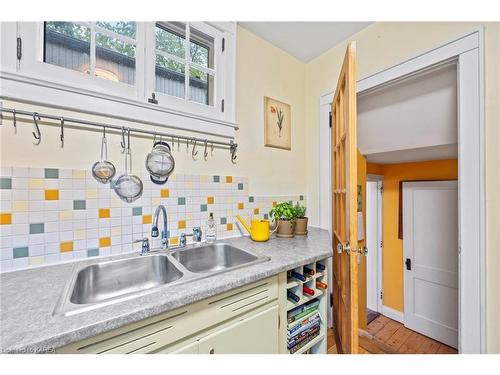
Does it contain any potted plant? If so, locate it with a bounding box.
[269,202,297,238]
[294,203,308,235]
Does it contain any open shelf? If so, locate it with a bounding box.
[289,333,326,354]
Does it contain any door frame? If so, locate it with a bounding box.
[366,175,383,315]
[318,29,485,353]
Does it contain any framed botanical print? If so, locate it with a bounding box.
[264,96,291,150]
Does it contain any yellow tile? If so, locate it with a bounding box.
[111,227,122,236]
[207,196,214,204]
[238,203,244,210]
[272,201,277,207]
[178,220,186,229]
[12,201,28,212]
[227,223,233,231]
[161,189,170,198]
[60,241,74,252]
[45,189,59,200]
[29,179,44,189]
[73,170,86,179]
[86,189,98,199]
[99,237,111,248]
[99,208,110,219]
[254,208,260,215]
[59,210,73,221]
[170,236,179,246]
[74,230,86,240]
[143,215,152,224]
[29,256,45,266]
[226,176,233,183]
[0,213,12,225]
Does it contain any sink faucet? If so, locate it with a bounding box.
[151,205,168,249]
[179,227,203,247]
[134,238,150,256]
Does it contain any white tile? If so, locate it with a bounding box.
[45,253,60,264]
[44,180,59,189]
[29,244,45,257]
[0,190,12,201]
[0,259,13,271]
[74,240,87,250]
[12,167,29,178]
[0,167,12,177]
[29,168,44,178]
[12,178,28,189]
[60,252,74,261]
[29,211,44,222]
[12,212,28,224]
[59,169,73,179]
[28,234,45,245]
[12,257,29,269]
[44,232,59,243]
[45,243,59,254]
[0,201,12,211]
[29,190,43,201]
[60,231,73,241]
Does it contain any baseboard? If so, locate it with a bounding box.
[382,305,404,324]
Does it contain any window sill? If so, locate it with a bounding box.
[0,70,238,138]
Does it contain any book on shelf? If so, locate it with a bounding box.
[288,325,321,352]
[287,315,320,339]
[287,299,319,321]
[287,308,319,331]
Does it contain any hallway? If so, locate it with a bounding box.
[327,315,458,354]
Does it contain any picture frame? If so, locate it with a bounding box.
[264,96,291,150]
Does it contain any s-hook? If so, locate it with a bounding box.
[177,137,180,152]
[120,127,126,153]
[32,112,41,145]
[230,141,237,164]
[12,109,17,132]
[191,138,198,161]
[210,142,214,156]
[203,139,208,161]
[60,117,65,148]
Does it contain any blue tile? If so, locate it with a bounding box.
[29,223,44,234]
[249,196,254,203]
[213,176,220,183]
[200,204,207,212]
[300,195,304,201]
[73,200,86,210]
[220,217,227,225]
[13,246,29,259]
[178,197,186,205]
[264,213,269,220]
[132,207,142,216]
[44,168,59,179]
[0,178,12,189]
[87,248,99,257]
[238,183,244,190]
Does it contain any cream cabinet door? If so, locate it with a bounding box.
[198,305,278,354]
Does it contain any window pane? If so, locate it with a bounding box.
[190,27,214,69]
[95,33,136,84]
[156,22,186,59]
[44,22,90,74]
[189,69,213,106]
[155,55,185,98]
[96,21,136,39]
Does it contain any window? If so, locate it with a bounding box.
[43,21,137,84]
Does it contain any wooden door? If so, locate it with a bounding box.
[331,41,359,354]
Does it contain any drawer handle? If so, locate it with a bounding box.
[209,348,215,354]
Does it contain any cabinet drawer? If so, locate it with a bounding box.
[57,275,278,353]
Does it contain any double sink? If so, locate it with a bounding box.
[54,243,269,316]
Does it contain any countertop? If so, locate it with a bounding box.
[0,227,332,353]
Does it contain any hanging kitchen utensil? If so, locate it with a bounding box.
[92,127,116,184]
[113,128,143,203]
[145,139,175,185]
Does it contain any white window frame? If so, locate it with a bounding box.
[0,21,237,137]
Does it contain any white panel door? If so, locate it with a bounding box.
[403,181,458,348]
[198,305,278,354]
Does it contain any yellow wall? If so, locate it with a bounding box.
[366,159,458,312]
[0,25,308,199]
[305,22,500,353]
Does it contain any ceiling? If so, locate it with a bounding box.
[358,63,458,164]
[238,22,372,62]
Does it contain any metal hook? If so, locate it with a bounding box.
[60,117,64,148]
[203,139,208,161]
[191,138,198,160]
[32,112,41,145]
[230,141,237,164]
[13,109,17,131]
[171,137,175,151]
[186,138,190,153]
[120,127,126,153]
[210,142,214,156]
[177,137,180,152]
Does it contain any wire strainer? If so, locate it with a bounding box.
[113,128,143,203]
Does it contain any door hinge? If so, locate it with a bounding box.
[380,290,383,300]
[221,99,225,112]
[222,37,225,52]
[405,258,412,271]
[380,240,383,248]
[380,185,384,194]
[329,111,332,128]
[16,37,22,60]
[329,292,333,307]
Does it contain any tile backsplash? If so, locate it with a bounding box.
[0,166,305,272]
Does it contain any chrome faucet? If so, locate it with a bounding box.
[179,227,203,247]
[151,205,169,249]
[134,238,150,256]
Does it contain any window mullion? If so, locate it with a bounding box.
[90,22,96,76]
[94,26,136,45]
[184,22,190,101]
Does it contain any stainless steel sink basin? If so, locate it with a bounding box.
[171,243,259,273]
[65,255,182,308]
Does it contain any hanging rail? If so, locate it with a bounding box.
[0,106,238,162]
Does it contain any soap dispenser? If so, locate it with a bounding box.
[206,212,217,243]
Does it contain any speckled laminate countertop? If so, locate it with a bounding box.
[0,228,332,353]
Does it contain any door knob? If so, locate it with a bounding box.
[358,246,368,256]
[337,242,351,254]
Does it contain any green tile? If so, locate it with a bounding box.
[249,196,254,203]
[220,217,227,225]
[213,176,220,183]
[73,200,86,210]
[13,246,29,259]
[29,223,44,234]
[178,197,186,205]
[300,195,304,201]
[44,168,59,179]
[132,207,142,216]
[200,204,207,212]
[87,248,99,257]
[264,213,269,220]
[238,183,244,190]
[0,178,12,189]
